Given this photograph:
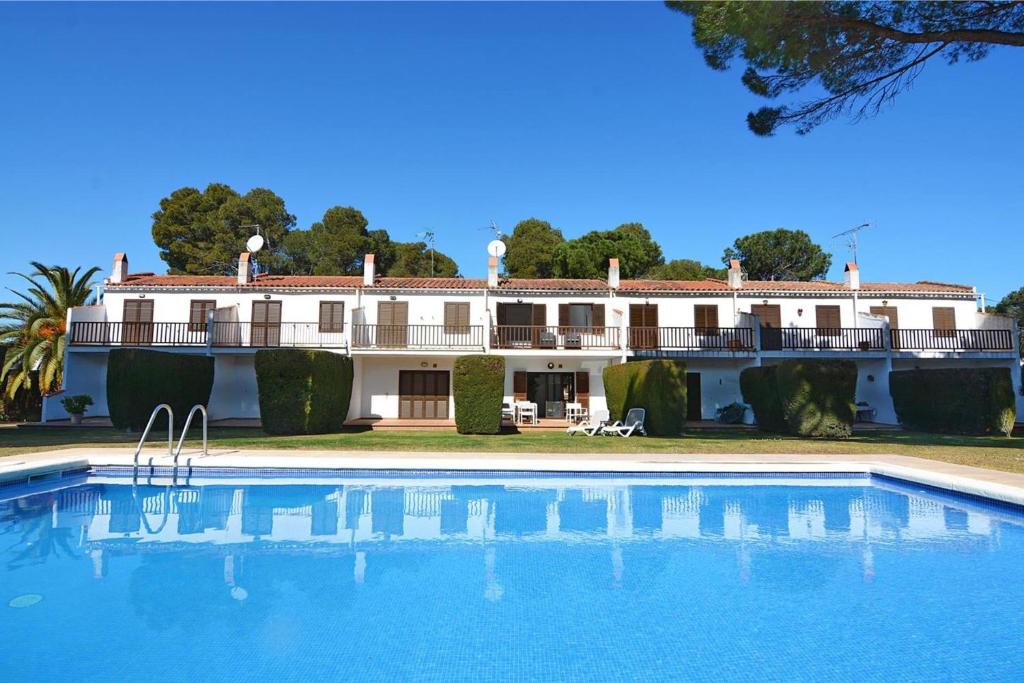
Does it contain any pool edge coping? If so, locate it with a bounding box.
[4,447,1024,508]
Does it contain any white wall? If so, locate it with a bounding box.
[684,358,760,421]
[208,355,261,420]
[356,356,455,419]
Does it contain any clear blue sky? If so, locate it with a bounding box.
[1,2,1021,302]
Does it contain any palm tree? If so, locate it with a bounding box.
[1,262,100,399]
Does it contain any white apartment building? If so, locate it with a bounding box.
[50,251,1023,426]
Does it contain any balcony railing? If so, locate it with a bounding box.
[71,322,208,346]
[761,327,885,352]
[491,325,620,350]
[351,324,484,350]
[70,321,348,348]
[627,327,755,351]
[891,328,1014,352]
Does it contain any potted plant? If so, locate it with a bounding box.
[60,394,93,425]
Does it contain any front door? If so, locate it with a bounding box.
[686,372,702,421]
[251,301,282,347]
[527,372,575,418]
[629,304,659,349]
[398,370,450,419]
[751,304,782,350]
[122,300,154,345]
[378,301,409,347]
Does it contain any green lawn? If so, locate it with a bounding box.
[2,425,1023,474]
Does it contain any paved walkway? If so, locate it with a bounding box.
[5,446,1024,507]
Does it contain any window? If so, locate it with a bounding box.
[189,300,216,332]
[694,305,719,332]
[933,307,956,338]
[444,302,470,334]
[568,303,593,328]
[319,301,345,333]
[815,305,841,333]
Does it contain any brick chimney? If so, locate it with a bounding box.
[237,252,252,285]
[111,252,128,284]
[607,258,620,289]
[727,259,743,289]
[487,256,499,288]
[844,262,860,290]
[363,253,375,287]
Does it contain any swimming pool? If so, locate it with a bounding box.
[2,469,1022,681]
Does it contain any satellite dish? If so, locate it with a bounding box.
[246,234,265,253]
[487,240,507,258]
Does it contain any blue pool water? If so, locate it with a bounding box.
[2,470,1023,681]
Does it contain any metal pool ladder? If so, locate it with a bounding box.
[132,403,208,479]
[133,404,174,477]
[172,404,208,476]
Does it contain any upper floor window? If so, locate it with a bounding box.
[694,305,719,332]
[444,302,470,334]
[319,301,345,333]
[559,303,605,331]
[815,305,841,333]
[189,300,216,332]
[932,307,956,337]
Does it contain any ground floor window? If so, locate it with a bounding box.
[398,370,449,419]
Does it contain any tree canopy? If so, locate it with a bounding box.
[552,223,664,279]
[723,228,832,281]
[667,1,1024,135]
[994,287,1024,328]
[649,258,727,281]
[151,185,457,277]
[152,184,296,274]
[502,218,564,278]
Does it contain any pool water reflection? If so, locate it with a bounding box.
[2,473,1022,681]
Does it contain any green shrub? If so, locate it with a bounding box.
[254,350,353,435]
[107,350,214,430]
[776,360,857,438]
[740,366,787,433]
[890,367,1016,435]
[602,360,687,436]
[60,394,93,415]
[741,360,857,438]
[452,355,505,434]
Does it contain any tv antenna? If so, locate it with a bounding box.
[416,230,437,276]
[832,221,872,264]
[480,220,503,239]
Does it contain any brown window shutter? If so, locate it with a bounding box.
[575,371,590,410]
[870,306,898,329]
[394,301,408,325]
[459,303,469,330]
[815,305,841,330]
[532,304,546,327]
[695,305,718,330]
[513,371,528,402]
[319,302,331,332]
[558,304,570,328]
[444,302,455,333]
[593,304,605,329]
[629,304,644,327]
[496,302,507,326]
[932,307,955,329]
[933,307,956,337]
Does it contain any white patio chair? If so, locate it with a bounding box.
[565,402,586,424]
[600,408,647,437]
[501,402,515,422]
[567,409,609,436]
[517,401,537,425]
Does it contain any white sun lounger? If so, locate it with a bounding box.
[566,409,609,436]
[600,408,647,437]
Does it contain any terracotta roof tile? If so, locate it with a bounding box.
[106,272,975,294]
[496,278,608,291]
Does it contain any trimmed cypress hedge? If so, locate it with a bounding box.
[777,360,857,438]
[741,360,857,438]
[452,355,505,434]
[890,367,1016,435]
[107,349,214,431]
[254,350,353,435]
[739,366,787,433]
[602,360,687,436]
